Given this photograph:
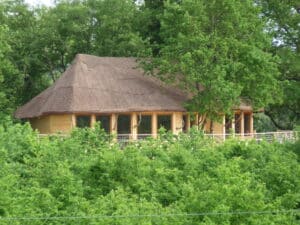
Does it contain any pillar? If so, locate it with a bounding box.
[91,114,96,128]
[110,114,117,134]
[151,113,157,138]
[194,113,199,129]
[172,113,177,134]
[71,114,76,128]
[222,115,226,140]
[231,115,235,133]
[250,112,254,136]
[240,111,245,137]
[131,113,138,140]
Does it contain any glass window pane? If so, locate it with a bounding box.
[76,116,91,128]
[96,115,110,133]
[182,115,188,132]
[225,116,232,134]
[138,115,152,134]
[235,113,241,134]
[117,115,131,134]
[157,115,171,131]
[244,114,251,134]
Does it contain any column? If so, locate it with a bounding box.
[90,114,96,128]
[194,113,199,130]
[222,115,226,140]
[250,112,254,136]
[110,114,117,142]
[131,113,138,140]
[240,111,245,137]
[151,113,157,138]
[231,115,235,133]
[110,114,117,134]
[172,113,177,135]
[71,114,76,128]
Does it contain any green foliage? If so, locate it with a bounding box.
[0,122,299,224]
[0,0,149,106]
[0,0,298,130]
[144,0,281,121]
[0,25,23,116]
[258,0,300,129]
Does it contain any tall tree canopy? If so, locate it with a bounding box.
[0,0,148,105]
[0,26,23,117]
[0,0,298,130]
[258,0,300,129]
[144,0,281,122]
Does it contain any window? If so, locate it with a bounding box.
[138,115,152,134]
[225,116,232,134]
[76,116,91,128]
[182,115,189,132]
[117,115,131,134]
[235,113,241,134]
[157,115,171,131]
[96,115,110,133]
[244,113,251,134]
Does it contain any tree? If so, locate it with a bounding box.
[86,0,147,57]
[144,0,281,125]
[258,0,300,130]
[0,0,52,104]
[0,0,149,107]
[0,26,23,117]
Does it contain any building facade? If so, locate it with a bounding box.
[15,54,253,138]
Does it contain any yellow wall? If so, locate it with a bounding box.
[30,112,238,136]
[30,116,51,134]
[172,112,184,134]
[204,118,225,134]
[213,121,224,134]
[30,114,73,134]
[50,114,73,133]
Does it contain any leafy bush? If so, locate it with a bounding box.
[0,122,299,224]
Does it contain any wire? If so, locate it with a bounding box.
[0,209,299,221]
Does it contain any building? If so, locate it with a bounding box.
[15,54,253,138]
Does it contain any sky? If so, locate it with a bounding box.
[24,0,54,7]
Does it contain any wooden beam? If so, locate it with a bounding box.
[91,114,96,128]
[222,115,226,140]
[71,114,76,128]
[110,114,117,134]
[131,113,137,140]
[240,111,245,137]
[231,115,235,133]
[250,112,254,135]
[152,113,157,138]
[172,113,176,134]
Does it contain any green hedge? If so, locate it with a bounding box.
[0,121,299,224]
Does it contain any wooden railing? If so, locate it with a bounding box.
[204,131,298,142]
[39,131,298,143]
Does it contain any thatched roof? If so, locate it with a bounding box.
[15,54,188,119]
